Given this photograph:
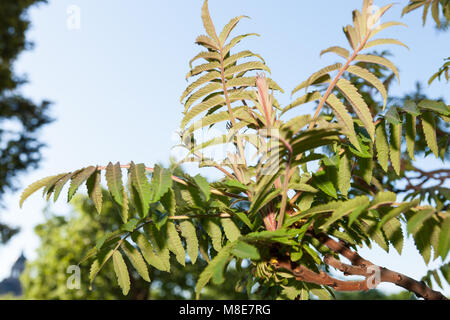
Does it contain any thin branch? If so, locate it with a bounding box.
[272,259,369,291]
[277,153,292,229]
[308,30,371,130]
[219,49,247,168]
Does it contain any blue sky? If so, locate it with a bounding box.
[0,0,449,296]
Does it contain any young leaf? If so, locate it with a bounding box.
[120,186,129,223]
[201,0,218,42]
[370,191,396,209]
[325,94,360,150]
[345,65,388,109]
[283,91,321,115]
[354,54,400,82]
[223,61,270,78]
[290,182,318,195]
[364,38,409,51]
[320,46,350,59]
[219,15,249,46]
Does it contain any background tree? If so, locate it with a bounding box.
[20,0,450,300]
[0,0,52,244]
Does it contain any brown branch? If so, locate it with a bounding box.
[272,259,369,291]
[315,233,448,300]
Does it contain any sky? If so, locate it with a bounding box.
[0,0,449,296]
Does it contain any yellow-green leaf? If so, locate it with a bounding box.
[112,250,130,295]
[122,240,150,282]
[421,111,439,157]
[326,93,360,149]
[336,78,375,140]
[20,173,68,207]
